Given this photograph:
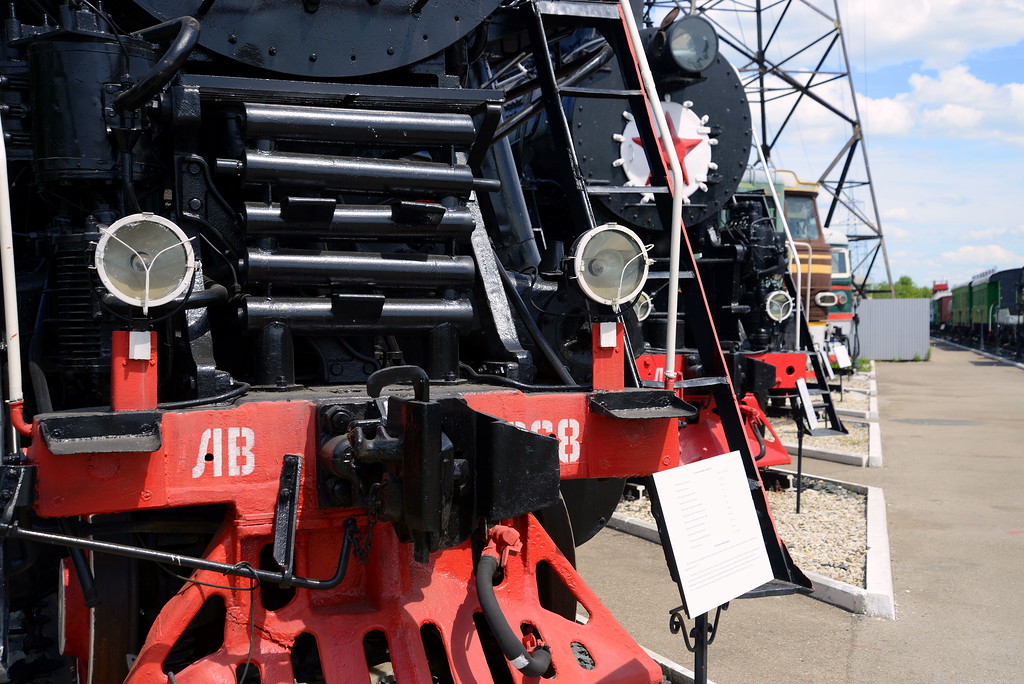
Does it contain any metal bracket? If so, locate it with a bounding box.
[0,465,32,528]
[669,603,728,684]
[669,604,727,652]
[272,454,302,588]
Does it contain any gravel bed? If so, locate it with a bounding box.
[772,419,869,454]
[757,371,872,453]
[616,477,867,587]
[764,478,867,586]
[830,385,869,412]
[829,372,872,412]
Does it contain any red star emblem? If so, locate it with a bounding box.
[632,115,704,186]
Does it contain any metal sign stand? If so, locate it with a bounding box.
[669,604,727,684]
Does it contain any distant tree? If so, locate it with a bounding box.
[871,275,931,299]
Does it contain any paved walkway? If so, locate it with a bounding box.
[576,343,1024,683]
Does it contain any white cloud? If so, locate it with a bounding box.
[938,244,1024,267]
[965,225,1024,241]
[856,66,1024,146]
[884,224,913,240]
[859,95,915,137]
[709,1,1024,74]
[883,207,911,221]
[842,1,1024,70]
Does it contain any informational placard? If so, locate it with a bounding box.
[795,377,819,431]
[819,350,835,379]
[652,452,773,618]
[833,343,852,369]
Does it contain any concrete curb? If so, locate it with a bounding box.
[835,374,879,420]
[608,472,896,620]
[931,338,1024,371]
[867,421,883,468]
[781,418,882,468]
[782,443,866,467]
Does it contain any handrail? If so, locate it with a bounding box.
[618,0,686,388]
[0,113,25,446]
[793,241,814,328]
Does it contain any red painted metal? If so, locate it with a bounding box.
[748,351,813,389]
[7,399,32,437]
[110,330,159,411]
[32,401,317,519]
[675,400,789,468]
[635,353,684,384]
[737,397,790,468]
[591,322,625,392]
[59,558,91,683]
[123,514,661,683]
[463,391,680,478]
[33,395,671,682]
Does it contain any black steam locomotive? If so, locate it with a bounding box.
[0,2,809,682]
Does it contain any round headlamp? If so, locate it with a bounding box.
[765,290,794,322]
[95,213,196,315]
[633,291,654,321]
[571,223,652,311]
[664,14,719,73]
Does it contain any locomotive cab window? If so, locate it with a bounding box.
[832,249,851,278]
[783,195,820,240]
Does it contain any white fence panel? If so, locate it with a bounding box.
[857,298,930,361]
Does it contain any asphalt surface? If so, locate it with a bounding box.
[576,342,1024,683]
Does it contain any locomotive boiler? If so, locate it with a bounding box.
[0,2,809,682]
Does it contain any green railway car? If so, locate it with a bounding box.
[950,282,971,327]
[942,269,1023,353]
[971,276,999,326]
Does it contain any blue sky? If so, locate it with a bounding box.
[699,0,1024,289]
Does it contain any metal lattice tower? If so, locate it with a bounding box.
[646,0,895,296]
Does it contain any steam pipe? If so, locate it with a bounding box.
[244,203,477,238]
[218,150,500,195]
[243,103,477,146]
[246,248,476,288]
[241,297,474,333]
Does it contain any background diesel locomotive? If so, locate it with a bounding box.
[0,2,811,682]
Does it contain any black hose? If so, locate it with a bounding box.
[751,422,767,462]
[59,519,101,607]
[157,381,250,410]
[475,554,552,677]
[459,364,589,392]
[99,283,230,315]
[114,16,201,111]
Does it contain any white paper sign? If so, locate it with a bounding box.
[819,350,835,379]
[652,452,773,617]
[795,377,819,431]
[833,343,852,368]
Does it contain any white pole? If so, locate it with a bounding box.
[619,0,686,387]
[0,114,25,443]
